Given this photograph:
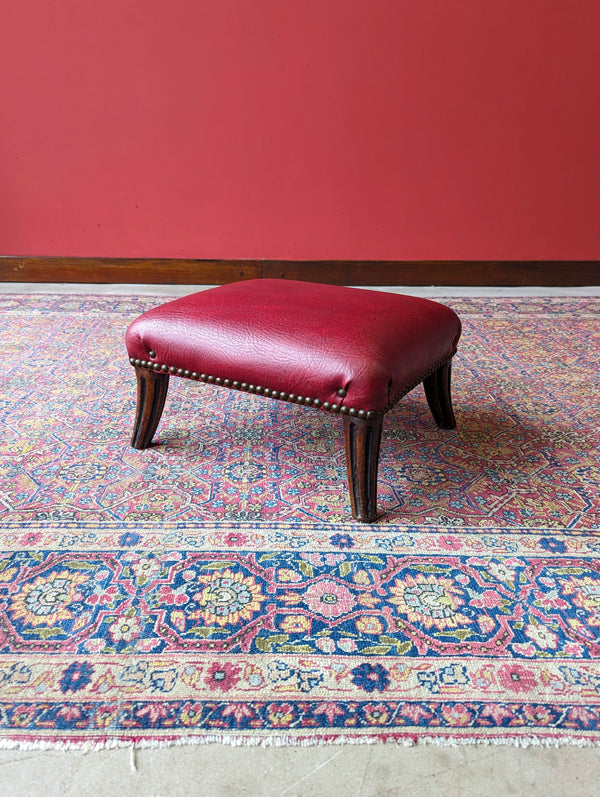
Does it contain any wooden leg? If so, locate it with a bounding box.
[130,366,170,449]
[343,414,383,523]
[423,359,456,429]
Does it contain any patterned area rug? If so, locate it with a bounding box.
[1,292,599,748]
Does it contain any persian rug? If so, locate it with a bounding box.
[0,292,599,749]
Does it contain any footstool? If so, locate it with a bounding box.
[125,279,461,522]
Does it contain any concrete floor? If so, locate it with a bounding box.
[2,283,600,796]
[1,741,600,797]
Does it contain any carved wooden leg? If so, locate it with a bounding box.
[423,359,456,429]
[343,414,384,523]
[130,366,170,449]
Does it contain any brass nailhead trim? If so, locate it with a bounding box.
[129,351,455,419]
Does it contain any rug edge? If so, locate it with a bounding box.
[1,731,600,752]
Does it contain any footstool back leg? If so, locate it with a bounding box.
[343,414,384,523]
[131,366,170,449]
[423,360,457,429]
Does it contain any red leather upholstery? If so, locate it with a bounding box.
[125,279,461,413]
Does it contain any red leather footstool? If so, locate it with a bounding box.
[125,279,461,522]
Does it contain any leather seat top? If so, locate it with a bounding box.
[125,279,461,413]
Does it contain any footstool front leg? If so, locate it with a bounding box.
[423,360,456,429]
[343,414,384,523]
[131,366,170,449]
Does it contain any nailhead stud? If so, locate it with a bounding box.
[130,357,386,424]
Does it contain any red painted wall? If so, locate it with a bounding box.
[1,0,599,260]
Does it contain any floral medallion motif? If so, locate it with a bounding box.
[561,577,600,626]
[190,568,264,627]
[9,570,90,628]
[302,579,356,619]
[389,573,472,631]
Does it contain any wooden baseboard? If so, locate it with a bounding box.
[0,257,598,286]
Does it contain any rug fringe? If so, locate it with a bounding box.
[1,731,599,753]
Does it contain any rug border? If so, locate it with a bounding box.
[2,728,600,752]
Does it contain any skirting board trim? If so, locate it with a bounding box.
[1,257,599,286]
